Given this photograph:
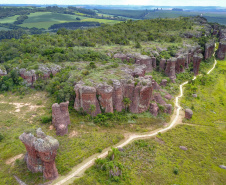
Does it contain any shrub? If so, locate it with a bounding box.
[173,168,179,175]
[41,116,52,124]
[0,133,4,142]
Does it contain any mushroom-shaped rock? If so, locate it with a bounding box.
[164,104,172,114]
[19,128,59,180]
[52,101,70,136]
[185,109,193,119]
[150,103,159,117]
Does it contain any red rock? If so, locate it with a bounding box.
[150,103,159,116]
[160,79,167,87]
[113,53,127,62]
[159,59,166,71]
[205,42,215,59]
[152,80,161,90]
[217,40,226,60]
[152,57,156,69]
[165,58,176,81]
[133,65,146,77]
[153,93,166,105]
[112,80,123,112]
[97,84,114,113]
[52,101,70,136]
[19,69,36,86]
[165,94,172,100]
[175,55,186,74]
[193,54,203,76]
[135,55,153,72]
[164,104,172,114]
[19,128,59,180]
[185,109,193,119]
[74,85,101,116]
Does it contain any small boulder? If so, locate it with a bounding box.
[150,103,159,117]
[219,165,226,170]
[164,104,172,114]
[192,94,198,98]
[179,146,188,151]
[160,79,167,87]
[185,109,193,119]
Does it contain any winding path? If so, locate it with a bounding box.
[52,52,218,185]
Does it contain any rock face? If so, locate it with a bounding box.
[19,64,61,86]
[185,109,193,119]
[74,85,101,116]
[74,77,153,115]
[135,55,153,72]
[159,59,166,71]
[133,65,146,77]
[150,103,159,116]
[217,40,226,60]
[19,128,59,180]
[160,79,167,87]
[165,58,177,81]
[193,54,203,76]
[205,42,215,59]
[175,55,186,74]
[52,101,70,136]
[153,93,166,105]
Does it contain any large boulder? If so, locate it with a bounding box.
[185,109,193,119]
[52,101,70,136]
[217,40,226,60]
[19,128,59,180]
[193,53,203,76]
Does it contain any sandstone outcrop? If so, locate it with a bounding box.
[153,93,166,105]
[150,103,159,116]
[164,104,172,114]
[52,101,70,136]
[19,64,61,86]
[74,85,101,116]
[152,80,161,90]
[160,79,167,87]
[175,55,186,74]
[165,58,177,81]
[159,59,166,71]
[205,42,215,59]
[133,65,146,77]
[74,77,153,115]
[135,55,153,72]
[19,128,59,180]
[185,109,193,119]
[193,54,203,76]
[217,40,226,60]
[152,57,156,69]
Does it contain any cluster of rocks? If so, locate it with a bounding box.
[52,101,71,136]
[19,63,61,86]
[19,128,59,180]
[114,45,204,82]
[217,29,226,60]
[205,41,215,59]
[74,76,154,116]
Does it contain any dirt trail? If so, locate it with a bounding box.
[52,55,218,185]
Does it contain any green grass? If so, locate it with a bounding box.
[72,60,226,184]
[19,12,120,29]
[0,15,20,24]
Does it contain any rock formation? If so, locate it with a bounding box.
[152,93,166,105]
[74,84,101,116]
[150,103,159,116]
[205,42,215,59]
[19,128,59,180]
[193,53,203,76]
[217,40,226,60]
[165,58,177,82]
[133,65,146,77]
[185,109,193,119]
[159,59,166,71]
[52,101,71,136]
[160,79,167,87]
[19,64,61,86]
[164,104,172,114]
[74,77,153,115]
[135,55,153,72]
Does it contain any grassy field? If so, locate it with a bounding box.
[19,12,120,29]
[145,11,226,25]
[73,59,226,184]
[0,15,20,24]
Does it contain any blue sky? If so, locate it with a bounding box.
[0,0,226,7]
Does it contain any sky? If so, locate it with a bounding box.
[0,0,226,7]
